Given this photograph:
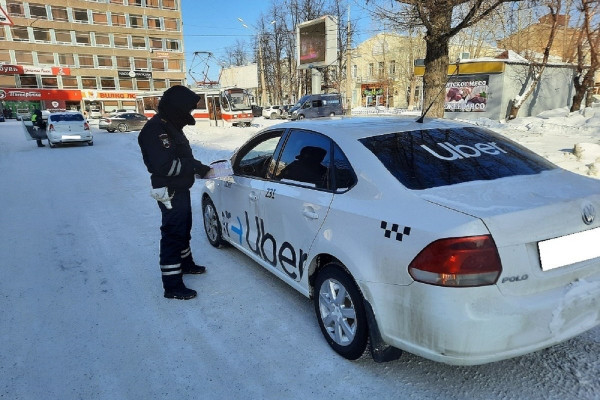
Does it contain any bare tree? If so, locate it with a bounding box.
[220,39,250,67]
[571,0,600,111]
[369,0,521,118]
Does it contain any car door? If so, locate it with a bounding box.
[217,130,286,260]
[260,129,335,290]
[133,113,147,130]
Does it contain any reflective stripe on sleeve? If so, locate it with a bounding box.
[167,159,181,176]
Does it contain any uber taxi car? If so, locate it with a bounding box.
[46,111,93,147]
[200,117,600,365]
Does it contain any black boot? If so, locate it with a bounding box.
[162,272,197,300]
[37,139,45,147]
[181,255,206,275]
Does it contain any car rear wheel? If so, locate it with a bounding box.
[271,112,278,119]
[329,112,335,117]
[202,197,225,248]
[88,141,94,146]
[314,263,368,360]
[298,114,305,120]
[117,123,128,132]
[107,129,115,133]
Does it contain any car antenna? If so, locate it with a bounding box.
[416,58,461,124]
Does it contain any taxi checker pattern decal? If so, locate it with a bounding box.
[381,221,411,242]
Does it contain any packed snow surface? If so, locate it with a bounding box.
[0,108,599,400]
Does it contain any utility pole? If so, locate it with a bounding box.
[345,6,352,114]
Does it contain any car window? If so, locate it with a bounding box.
[50,113,84,122]
[274,130,331,189]
[332,143,356,192]
[234,130,285,179]
[360,126,556,190]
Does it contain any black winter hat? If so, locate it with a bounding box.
[158,85,201,129]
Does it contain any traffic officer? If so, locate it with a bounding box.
[138,85,211,300]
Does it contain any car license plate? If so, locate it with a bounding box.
[538,227,600,271]
[63,135,81,140]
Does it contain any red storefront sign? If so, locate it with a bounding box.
[0,65,71,76]
[0,88,82,101]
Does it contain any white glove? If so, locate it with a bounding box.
[150,187,173,209]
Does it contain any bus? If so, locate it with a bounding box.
[136,87,254,126]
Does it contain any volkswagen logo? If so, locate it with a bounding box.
[582,203,596,225]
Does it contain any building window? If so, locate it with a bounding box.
[0,28,4,40]
[78,55,94,68]
[164,18,178,31]
[119,78,133,90]
[81,77,98,89]
[33,28,51,42]
[163,0,176,10]
[92,12,108,25]
[134,57,149,70]
[51,6,69,22]
[110,0,124,4]
[111,13,127,27]
[132,36,146,49]
[6,1,25,17]
[153,79,167,90]
[61,76,79,89]
[148,17,161,29]
[116,56,131,69]
[149,37,163,50]
[146,0,160,8]
[15,51,33,64]
[94,33,111,47]
[29,4,48,19]
[72,9,89,23]
[151,58,165,71]
[169,79,183,87]
[20,75,39,88]
[137,79,150,90]
[97,55,113,68]
[58,53,75,67]
[37,52,55,65]
[166,39,180,51]
[129,15,143,28]
[378,61,384,77]
[11,27,30,42]
[100,77,116,90]
[352,64,357,78]
[54,30,72,44]
[114,35,129,48]
[368,63,374,77]
[41,76,58,88]
[389,60,396,76]
[130,0,142,5]
[167,59,181,71]
[75,32,91,46]
[0,50,10,63]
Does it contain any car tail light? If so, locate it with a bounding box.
[48,124,55,131]
[84,122,90,130]
[408,235,502,287]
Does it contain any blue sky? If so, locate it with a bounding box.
[180,0,374,83]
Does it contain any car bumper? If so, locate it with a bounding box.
[48,133,93,143]
[359,274,600,365]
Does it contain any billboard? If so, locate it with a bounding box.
[444,75,489,112]
[296,16,338,69]
[220,64,259,89]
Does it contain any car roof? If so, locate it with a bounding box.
[266,116,473,143]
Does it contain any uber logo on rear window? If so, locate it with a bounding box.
[381,221,411,242]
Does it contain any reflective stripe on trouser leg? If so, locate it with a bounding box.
[181,247,191,259]
[158,189,192,266]
[161,264,182,276]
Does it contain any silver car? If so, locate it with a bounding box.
[99,112,148,132]
[46,111,93,147]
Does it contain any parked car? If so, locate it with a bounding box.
[16,108,31,121]
[262,105,284,119]
[288,94,343,120]
[46,111,93,147]
[99,112,148,132]
[200,116,600,365]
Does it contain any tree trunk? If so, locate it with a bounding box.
[421,36,450,118]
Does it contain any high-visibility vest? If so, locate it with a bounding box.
[31,113,37,122]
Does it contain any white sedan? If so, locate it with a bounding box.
[47,111,93,147]
[200,116,600,365]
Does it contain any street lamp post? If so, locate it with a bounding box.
[238,18,268,107]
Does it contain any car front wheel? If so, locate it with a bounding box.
[298,114,305,120]
[117,123,128,132]
[314,263,368,360]
[202,197,225,248]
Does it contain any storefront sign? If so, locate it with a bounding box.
[0,88,82,101]
[155,52,170,59]
[82,90,137,100]
[444,75,489,112]
[0,64,71,76]
[118,70,152,79]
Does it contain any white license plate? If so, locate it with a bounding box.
[62,135,81,140]
[538,227,600,271]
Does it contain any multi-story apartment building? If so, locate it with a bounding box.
[0,0,185,117]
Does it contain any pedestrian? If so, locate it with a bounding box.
[138,85,211,300]
[30,109,46,147]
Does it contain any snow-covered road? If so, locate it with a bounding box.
[0,118,598,400]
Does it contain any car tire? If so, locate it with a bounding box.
[329,112,335,117]
[314,263,368,360]
[117,123,128,132]
[107,129,115,133]
[88,141,94,146]
[202,196,225,248]
[298,114,305,120]
[271,112,278,119]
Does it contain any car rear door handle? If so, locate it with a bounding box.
[303,209,319,219]
[249,192,258,202]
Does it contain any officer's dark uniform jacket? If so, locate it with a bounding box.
[138,87,201,190]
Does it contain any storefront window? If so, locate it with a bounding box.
[37,52,55,65]
[61,76,79,89]
[33,28,51,42]
[97,56,113,68]
[95,33,111,47]
[15,51,34,64]
[54,30,72,44]
[51,6,68,22]
[78,55,94,68]
[29,4,48,19]
[20,75,38,88]
[41,76,58,88]
[101,77,116,90]
[11,27,30,42]
[81,77,98,89]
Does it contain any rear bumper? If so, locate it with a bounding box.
[48,133,93,144]
[359,274,600,365]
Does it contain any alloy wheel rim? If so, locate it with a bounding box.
[318,278,357,345]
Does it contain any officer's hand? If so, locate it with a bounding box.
[193,160,211,178]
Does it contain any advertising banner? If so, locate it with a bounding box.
[82,90,137,100]
[0,64,71,76]
[0,88,82,101]
[444,75,489,112]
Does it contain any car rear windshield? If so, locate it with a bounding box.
[359,126,556,190]
[50,114,84,122]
